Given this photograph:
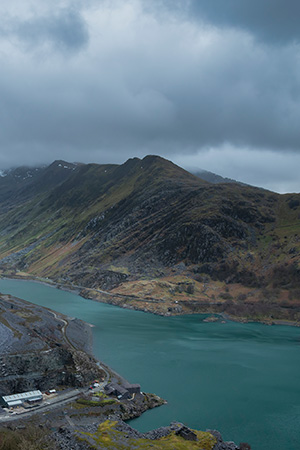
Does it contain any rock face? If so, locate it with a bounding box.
[0,348,102,395]
[209,430,239,450]
[0,294,104,396]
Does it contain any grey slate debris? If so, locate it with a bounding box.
[208,429,239,450]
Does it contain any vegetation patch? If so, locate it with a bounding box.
[79,420,217,450]
[109,265,130,275]
[76,397,117,407]
[0,425,55,450]
[0,313,22,339]
[16,310,41,323]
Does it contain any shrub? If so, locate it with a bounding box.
[0,426,55,450]
[220,292,233,300]
[76,397,116,407]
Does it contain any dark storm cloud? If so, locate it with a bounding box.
[0,7,89,52]
[188,0,300,45]
[149,0,300,45]
[0,0,299,192]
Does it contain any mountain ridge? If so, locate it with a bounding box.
[0,155,299,322]
[192,169,245,185]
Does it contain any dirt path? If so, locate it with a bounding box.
[49,310,78,350]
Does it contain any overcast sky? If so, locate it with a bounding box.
[0,0,299,193]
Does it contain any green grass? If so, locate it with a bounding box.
[15,310,41,323]
[79,420,217,450]
[75,397,117,408]
[108,265,130,275]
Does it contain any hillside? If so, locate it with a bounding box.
[0,155,299,322]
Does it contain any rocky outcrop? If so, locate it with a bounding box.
[0,347,102,395]
[0,293,104,396]
[209,430,239,450]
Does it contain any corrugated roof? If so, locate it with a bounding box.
[3,390,42,402]
[6,400,23,406]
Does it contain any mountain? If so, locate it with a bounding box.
[0,156,299,322]
[0,161,80,212]
[193,169,244,185]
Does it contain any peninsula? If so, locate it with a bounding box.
[0,292,241,449]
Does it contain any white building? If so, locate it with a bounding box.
[1,390,43,408]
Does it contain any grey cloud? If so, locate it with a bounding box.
[1,1,300,156]
[189,0,300,45]
[1,8,89,52]
[0,0,299,193]
[148,0,300,45]
[173,148,300,194]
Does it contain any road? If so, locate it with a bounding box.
[97,362,110,383]
[0,387,87,423]
[49,310,76,350]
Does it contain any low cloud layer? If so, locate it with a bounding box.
[0,0,299,193]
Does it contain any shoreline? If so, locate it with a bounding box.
[1,272,300,328]
[0,290,167,426]
[0,289,241,450]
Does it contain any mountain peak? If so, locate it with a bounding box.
[50,160,79,170]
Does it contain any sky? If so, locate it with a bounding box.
[0,0,300,193]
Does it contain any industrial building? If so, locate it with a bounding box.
[123,382,141,394]
[104,382,140,399]
[0,390,43,408]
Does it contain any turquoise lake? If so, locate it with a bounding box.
[0,278,299,450]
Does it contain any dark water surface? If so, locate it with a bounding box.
[0,278,299,450]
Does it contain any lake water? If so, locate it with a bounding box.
[0,278,299,450]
